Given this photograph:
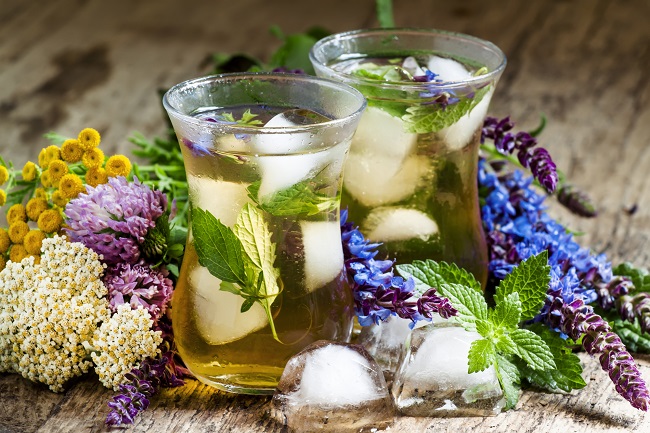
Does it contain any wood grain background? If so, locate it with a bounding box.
[1,0,649,431]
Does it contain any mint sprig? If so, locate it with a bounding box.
[401,85,490,134]
[221,109,264,126]
[397,251,556,409]
[247,179,338,218]
[191,205,282,342]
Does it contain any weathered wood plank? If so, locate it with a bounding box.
[1,0,650,432]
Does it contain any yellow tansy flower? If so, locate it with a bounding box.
[37,209,63,234]
[52,190,68,208]
[41,170,52,188]
[0,255,5,271]
[38,148,48,168]
[48,160,68,184]
[26,198,49,221]
[105,155,132,178]
[58,174,85,199]
[6,204,27,224]
[45,145,61,163]
[86,166,108,187]
[8,221,29,244]
[0,228,10,253]
[9,244,28,263]
[82,148,105,169]
[61,139,84,163]
[22,161,38,181]
[78,128,101,150]
[34,188,47,200]
[24,230,46,255]
[0,166,8,185]
[0,189,6,207]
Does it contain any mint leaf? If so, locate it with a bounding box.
[489,292,522,330]
[247,180,337,217]
[496,354,521,410]
[614,262,650,292]
[435,283,488,332]
[495,251,550,322]
[220,281,241,296]
[191,207,247,284]
[475,318,494,336]
[518,324,586,393]
[396,259,481,296]
[495,333,518,356]
[468,339,496,373]
[510,328,555,371]
[402,86,490,134]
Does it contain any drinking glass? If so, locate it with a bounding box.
[163,73,366,394]
[310,29,506,287]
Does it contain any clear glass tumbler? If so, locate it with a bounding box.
[163,73,366,394]
[310,29,506,287]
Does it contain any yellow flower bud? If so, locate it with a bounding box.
[6,204,27,224]
[105,155,132,178]
[26,198,49,221]
[58,174,85,199]
[0,228,10,253]
[24,230,46,255]
[37,209,64,234]
[9,244,28,263]
[78,128,101,150]
[86,167,108,187]
[0,189,6,207]
[48,160,69,184]
[22,161,38,181]
[0,166,8,185]
[82,148,105,169]
[61,139,84,163]
[8,220,29,244]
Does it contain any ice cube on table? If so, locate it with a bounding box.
[427,55,472,82]
[344,154,430,207]
[186,176,251,240]
[271,340,394,432]
[364,207,438,243]
[300,221,344,293]
[392,323,505,417]
[438,88,494,150]
[253,111,332,199]
[357,315,446,381]
[189,265,268,345]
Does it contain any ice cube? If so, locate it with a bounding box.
[363,207,438,243]
[189,265,269,345]
[357,315,446,380]
[401,56,425,77]
[438,88,494,150]
[253,111,333,199]
[271,340,394,432]
[391,323,505,416]
[344,154,430,207]
[301,221,344,293]
[426,56,472,82]
[186,175,251,228]
[351,106,417,166]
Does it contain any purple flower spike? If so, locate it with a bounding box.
[482,116,559,193]
[65,176,167,264]
[547,294,650,411]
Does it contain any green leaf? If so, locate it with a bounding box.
[219,281,241,296]
[614,262,650,293]
[510,328,556,371]
[191,207,247,284]
[612,318,650,353]
[468,339,496,373]
[495,333,518,356]
[518,324,586,392]
[402,86,490,134]
[475,318,494,336]
[240,298,255,313]
[496,354,521,410]
[396,259,481,296]
[248,180,337,217]
[269,30,320,75]
[436,283,488,332]
[43,131,68,145]
[495,251,550,322]
[490,292,522,330]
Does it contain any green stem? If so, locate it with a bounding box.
[376,0,395,27]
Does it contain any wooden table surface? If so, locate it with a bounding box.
[2,0,650,432]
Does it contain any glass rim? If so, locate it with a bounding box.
[309,27,507,92]
[162,72,367,135]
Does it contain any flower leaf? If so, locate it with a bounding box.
[191,207,247,284]
[495,250,550,322]
[510,328,556,371]
[495,333,518,356]
[402,86,490,134]
[468,338,496,373]
[247,180,337,218]
[611,318,650,353]
[435,283,488,332]
[496,354,521,410]
[518,324,586,393]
